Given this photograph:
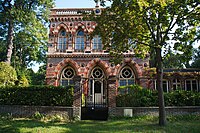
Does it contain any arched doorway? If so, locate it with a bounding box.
[81,66,108,120]
[87,67,107,106]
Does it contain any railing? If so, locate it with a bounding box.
[85,95,107,108]
[50,8,94,15]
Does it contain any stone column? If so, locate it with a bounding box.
[73,75,82,119]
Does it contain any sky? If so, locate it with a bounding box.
[55,0,97,8]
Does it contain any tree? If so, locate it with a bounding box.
[163,49,192,68]
[26,64,46,85]
[0,16,7,62]
[0,38,6,62]
[15,69,29,86]
[12,29,47,69]
[0,0,54,65]
[92,0,200,126]
[189,47,200,68]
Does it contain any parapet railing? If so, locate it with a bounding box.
[50,8,94,15]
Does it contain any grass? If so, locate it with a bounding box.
[0,115,200,133]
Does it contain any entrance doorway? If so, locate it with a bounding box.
[81,67,108,120]
[87,67,107,107]
[88,79,106,106]
[94,81,102,104]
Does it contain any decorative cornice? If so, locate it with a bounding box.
[47,53,135,58]
[49,8,103,22]
[50,8,95,16]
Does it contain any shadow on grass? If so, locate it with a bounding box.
[0,116,200,133]
[64,120,165,133]
[0,119,53,133]
[0,118,162,133]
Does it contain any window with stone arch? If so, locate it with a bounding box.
[92,35,102,51]
[118,66,135,94]
[60,66,75,86]
[75,29,85,50]
[57,28,72,52]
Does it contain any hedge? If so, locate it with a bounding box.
[164,90,200,106]
[0,86,73,106]
[116,86,200,107]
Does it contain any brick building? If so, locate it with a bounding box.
[46,7,200,119]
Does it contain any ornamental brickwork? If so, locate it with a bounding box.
[46,8,200,112]
[46,8,158,110]
[46,8,151,86]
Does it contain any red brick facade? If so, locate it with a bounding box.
[46,8,153,108]
[46,8,200,110]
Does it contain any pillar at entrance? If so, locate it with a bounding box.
[108,76,117,107]
[73,75,82,118]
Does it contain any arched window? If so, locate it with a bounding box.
[58,29,67,51]
[60,66,75,86]
[57,29,72,52]
[119,67,135,86]
[75,30,85,50]
[119,66,135,94]
[92,35,102,50]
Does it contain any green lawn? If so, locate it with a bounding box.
[0,115,200,133]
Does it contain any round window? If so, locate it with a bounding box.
[120,67,133,79]
[92,68,103,78]
[63,67,75,79]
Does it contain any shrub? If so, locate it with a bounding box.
[117,85,158,107]
[167,114,200,122]
[164,90,200,106]
[48,114,69,122]
[0,113,13,120]
[32,111,45,120]
[32,112,70,122]
[17,72,29,86]
[0,62,17,86]
[0,85,74,106]
[118,84,143,94]
[116,85,200,107]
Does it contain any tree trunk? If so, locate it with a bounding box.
[5,20,14,65]
[156,47,167,126]
[149,48,156,67]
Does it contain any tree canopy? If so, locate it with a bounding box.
[92,0,200,126]
[189,47,200,68]
[0,0,54,68]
